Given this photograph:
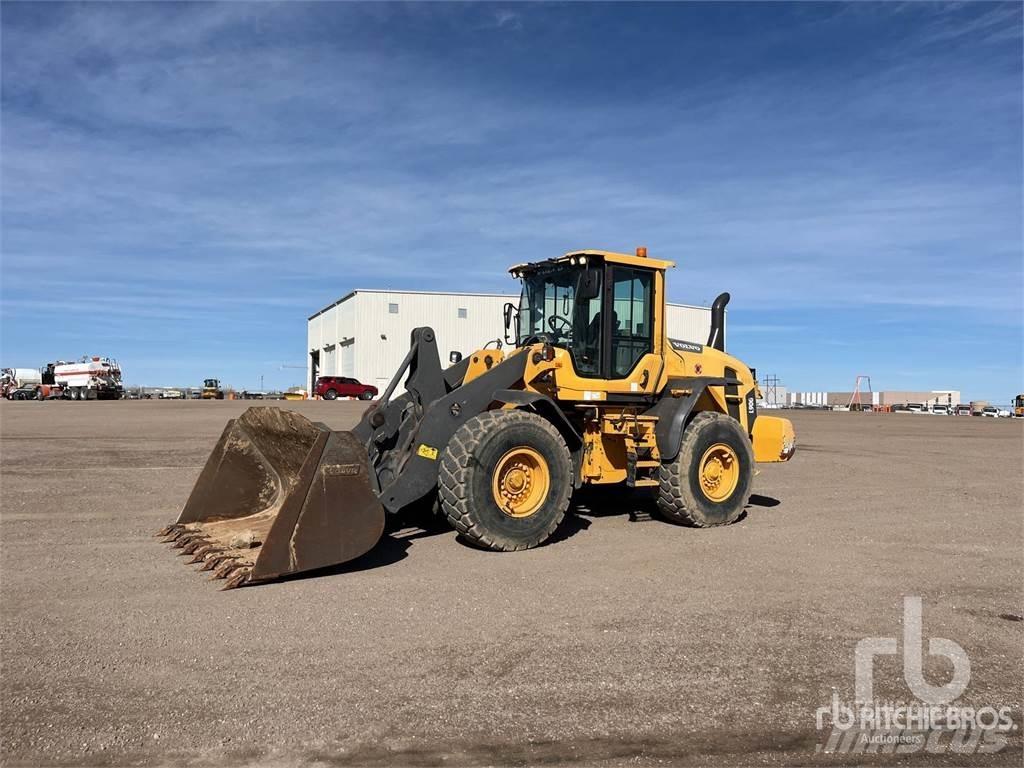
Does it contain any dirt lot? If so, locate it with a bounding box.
[1,401,1021,766]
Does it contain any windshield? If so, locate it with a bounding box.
[518,265,602,376]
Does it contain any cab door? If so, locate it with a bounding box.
[603,265,659,393]
[555,264,663,400]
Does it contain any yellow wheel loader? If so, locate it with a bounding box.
[159,249,796,589]
[201,378,224,400]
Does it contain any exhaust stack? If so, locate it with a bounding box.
[707,292,729,352]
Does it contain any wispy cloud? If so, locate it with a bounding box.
[1,2,1020,396]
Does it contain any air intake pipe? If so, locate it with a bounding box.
[707,292,729,352]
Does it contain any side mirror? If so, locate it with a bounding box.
[449,351,463,364]
[503,302,517,345]
[577,266,600,302]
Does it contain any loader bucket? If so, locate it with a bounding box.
[157,407,385,589]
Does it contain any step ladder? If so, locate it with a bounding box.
[624,415,660,489]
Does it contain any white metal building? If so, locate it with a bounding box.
[307,290,715,395]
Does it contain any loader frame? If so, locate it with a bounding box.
[352,326,753,514]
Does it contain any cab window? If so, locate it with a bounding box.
[610,267,653,377]
[571,270,603,376]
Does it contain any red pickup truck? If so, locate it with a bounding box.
[314,376,377,401]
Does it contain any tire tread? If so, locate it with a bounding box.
[438,410,571,551]
[656,411,752,527]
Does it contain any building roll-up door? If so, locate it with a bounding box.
[340,341,355,377]
[322,344,336,377]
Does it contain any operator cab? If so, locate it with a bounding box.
[507,249,674,380]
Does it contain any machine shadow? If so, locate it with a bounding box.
[545,487,784,546]
[281,489,789,583]
[268,534,411,585]
[267,509,453,585]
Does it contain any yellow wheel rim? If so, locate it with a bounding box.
[491,447,550,518]
[698,443,740,502]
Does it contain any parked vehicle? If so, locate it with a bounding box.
[202,379,225,400]
[907,403,926,413]
[54,356,123,400]
[1,367,43,400]
[1013,394,1024,419]
[997,408,1011,418]
[982,406,1000,418]
[930,404,950,415]
[315,376,378,401]
[159,389,184,400]
[954,405,972,416]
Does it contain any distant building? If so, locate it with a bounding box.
[307,289,715,395]
[758,384,788,407]
[788,390,961,407]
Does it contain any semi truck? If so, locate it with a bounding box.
[2,357,124,400]
[53,357,123,400]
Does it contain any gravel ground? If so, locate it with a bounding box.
[1,401,1021,766]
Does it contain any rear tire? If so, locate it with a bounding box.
[358,392,374,401]
[439,410,572,551]
[657,411,753,527]
[323,389,337,401]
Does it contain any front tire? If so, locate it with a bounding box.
[657,411,753,527]
[439,410,572,551]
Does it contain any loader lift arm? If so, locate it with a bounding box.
[354,327,539,513]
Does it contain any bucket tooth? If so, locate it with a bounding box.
[157,524,183,538]
[172,533,202,549]
[163,529,191,545]
[199,554,236,572]
[212,560,245,580]
[181,537,209,555]
[222,569,251,591]
[188,545,218,564]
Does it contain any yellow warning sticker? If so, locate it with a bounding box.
[417,444,439,460]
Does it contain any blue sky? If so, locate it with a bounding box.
[2,2,1021,399]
